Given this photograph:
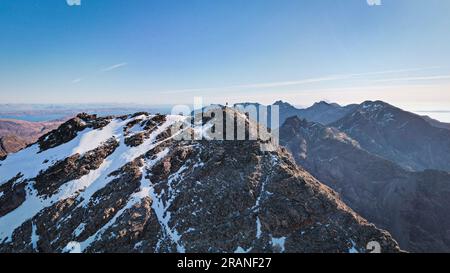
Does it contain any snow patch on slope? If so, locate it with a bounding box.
[73,223,86,237]
[65,148,171,252]
[256,217,262,239]
[72,119,122,155]
[31,222,39,251]
[150,164,189,253]
[348,239,359,253]
[271,236,286,252]
[234,246,252,253]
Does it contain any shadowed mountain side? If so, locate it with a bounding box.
[280,116,450,252]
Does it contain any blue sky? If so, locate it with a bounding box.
[1,0,450,114]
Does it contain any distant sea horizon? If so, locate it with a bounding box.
[0,114,69,122]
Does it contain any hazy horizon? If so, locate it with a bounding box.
[1,99,450,123]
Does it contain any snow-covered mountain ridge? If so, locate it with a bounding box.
[0,111,401,253]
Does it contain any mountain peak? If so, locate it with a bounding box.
[332,100,450,172]
[311,101,340,108]
[360,100,390,110]
[273,100,293,107]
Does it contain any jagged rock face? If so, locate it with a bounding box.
[331,101,450,172]
[0,112,401,253]
[280,116,450,252]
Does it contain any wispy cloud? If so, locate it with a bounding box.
[159,66,443,94]
[71,78,82,84]
[161,75,352,94]
[70,62,128,83]
[66,0,81,6]
[101,63,128,72]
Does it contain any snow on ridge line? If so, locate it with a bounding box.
[0,116,171,241]
[0,115,184,242]
[0,113,152,187]
[65,148,171,253]
[149,146,205,253]
[71,118,123,156]
[150,163,188,253]
[0,116,145,240]
[0,128,93,187]
[121,115,187,163]
[0,158,112,242]
[74,116,187,208]
[31,222,39,251]
[0,115,135,187]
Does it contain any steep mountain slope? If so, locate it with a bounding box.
[331,101,450,172]
[421,115,450,130]
[280,116,450,252]
[0,119,63,158]
[0,111,400,253]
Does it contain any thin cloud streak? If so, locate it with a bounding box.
[161,75,352,94]
[101,63,128,72]
[159,66,443,94]
[70,62,128,83]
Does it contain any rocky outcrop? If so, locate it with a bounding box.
[34,138,119,197]
[124,114,167,147]
[0,174,26,217]
[37,113,110,153]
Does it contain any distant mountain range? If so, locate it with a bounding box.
[237,100,450,129]
[273,100,359,125]
[232,99,450,252]
[234,100,355,127]
[236,100,450,172]
[331,101,450,172]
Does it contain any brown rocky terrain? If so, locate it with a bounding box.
[0,119,63,158]
[0,110,401,253]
